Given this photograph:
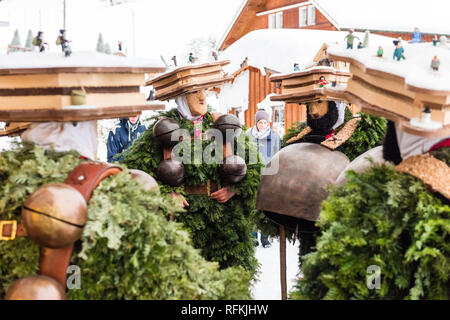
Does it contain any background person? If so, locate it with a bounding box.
[247,109,281,247]
[107,116,146,162]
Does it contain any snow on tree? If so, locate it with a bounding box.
[25,30,34,49]
[184,35,218,63]
[363,30,370,48]
[104,42,111,55]
[96,33,105,53]
[9,29,22,52]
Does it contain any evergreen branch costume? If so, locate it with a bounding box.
[0,143,252,299]
[121,108,264,274]
[291,148,449,299]
[291,43,450,299]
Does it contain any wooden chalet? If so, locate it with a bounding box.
[217,0,449,134]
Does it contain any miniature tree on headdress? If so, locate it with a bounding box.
[104,42,111,55]
[363,30,370,48]
[9,29,21,52]
[96,33,105,53]
[25,30,34,49]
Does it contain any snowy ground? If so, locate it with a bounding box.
[251,233,300,300]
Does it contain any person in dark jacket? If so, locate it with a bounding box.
[33,31,47,52]
[107,116,146,162]
[247,109,281,248]
[56,29,72,57]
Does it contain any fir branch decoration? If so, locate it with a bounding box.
[0,144,253,299]
[120,109,264,276]
[291,159,450,300]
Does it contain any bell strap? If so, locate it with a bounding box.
[38,162,122,288]
[395,154,450,200]
[0,220,27,241]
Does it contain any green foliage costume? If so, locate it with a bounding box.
[291,148,449,299]
[121,109,264,276]
[0,143,252,299]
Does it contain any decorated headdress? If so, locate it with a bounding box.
[146,61,233,101]
[327,43,450,139]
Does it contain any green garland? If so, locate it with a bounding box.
[340,111,387,161]
[121,109,264,275]
[282,109,387,161]
[291,151,450,300]
[0,143,252,299]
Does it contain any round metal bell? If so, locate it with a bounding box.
[220,155,247,183]
[156,159,185,187]
[5,275,67,300]
[335,146,386,185]
[22,183,88,248]
[256,143,349,222]
[153,118,182,147]
[212,114,242,138]
[129,169,160,193]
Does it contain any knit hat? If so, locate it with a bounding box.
[255,109,270,124]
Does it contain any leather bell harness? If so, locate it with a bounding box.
[164,112,232,196]
[1,162,122,288]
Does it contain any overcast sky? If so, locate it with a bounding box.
[0,0,243,60]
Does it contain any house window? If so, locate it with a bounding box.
[276,12,283,28]
[308,5,316,26]
[299,5,315,27]
[268,12,283,29]
[299,7,307,27]
[268,13,276,29]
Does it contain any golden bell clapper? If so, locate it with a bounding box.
[21,183,87,248]
[129,169,160,193]
[5,275,67,300]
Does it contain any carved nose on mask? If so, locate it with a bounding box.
[311,113,320,119]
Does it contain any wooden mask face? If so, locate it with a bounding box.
[185,90,207,116]
[308,100,329,120]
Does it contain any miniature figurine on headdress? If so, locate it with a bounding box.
[56,29,72,57]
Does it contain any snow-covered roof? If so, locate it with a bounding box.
[312,0,450,36]
[328,41,450,92]
[0,51,165,72]
[220,28,394,75]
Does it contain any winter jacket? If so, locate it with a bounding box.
[247,127,281,165]
[107,119,146,162]
[412,31,422,43]
[393,47,405,60]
